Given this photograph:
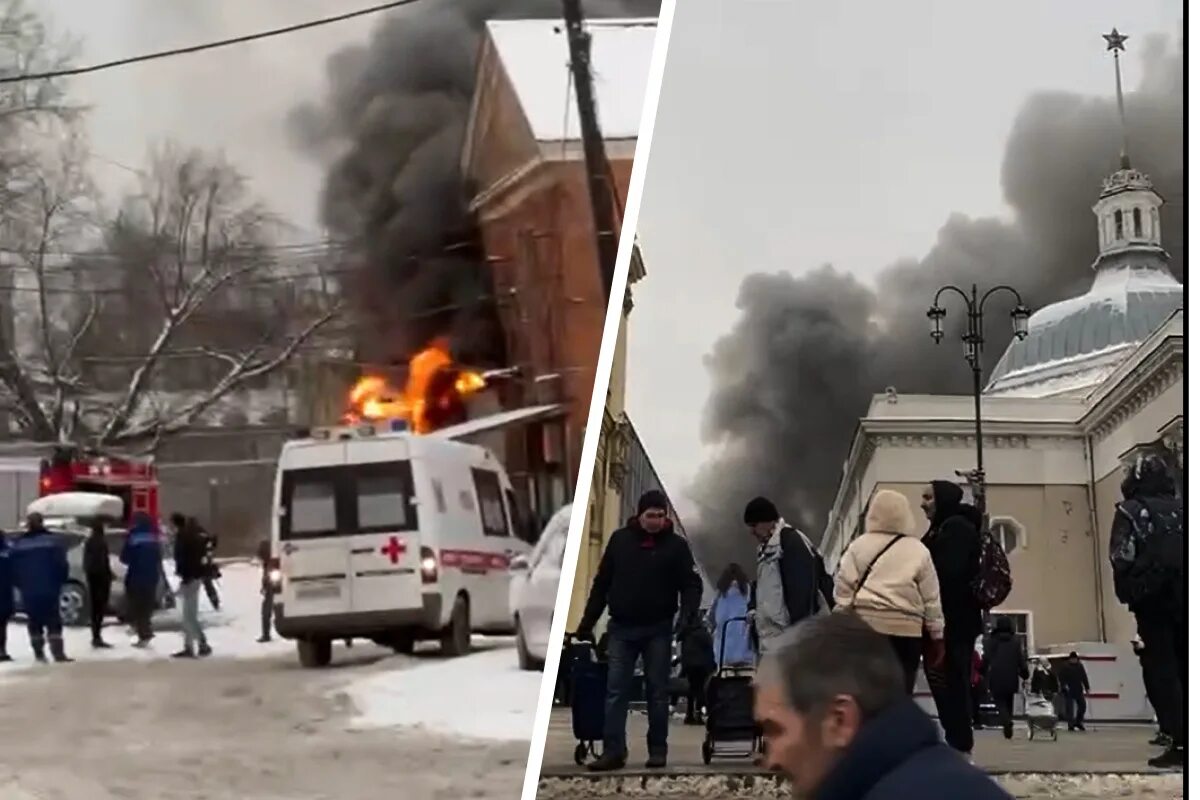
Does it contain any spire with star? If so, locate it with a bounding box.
[1104,28,1131,168]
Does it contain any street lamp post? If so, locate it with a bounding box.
[927,284,1031,515]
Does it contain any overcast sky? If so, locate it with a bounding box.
[629,0,1182,517]
[38,0,374,239]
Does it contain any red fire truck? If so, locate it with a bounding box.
[38,446,159,526]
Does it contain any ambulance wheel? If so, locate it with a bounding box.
[702,739,713,765]
[391,632,415,655]
[298,637,332,668]
[440,595,471,657]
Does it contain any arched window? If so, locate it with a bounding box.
[1133,208,1143,238]
[1114,210,1124,240]
[990,517,1025,555]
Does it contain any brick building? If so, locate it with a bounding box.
[461,17,656,529]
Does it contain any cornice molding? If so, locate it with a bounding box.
[1083,338,1183,439]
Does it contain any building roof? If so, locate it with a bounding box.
[985,256,1182,397]
[484,18,655,143]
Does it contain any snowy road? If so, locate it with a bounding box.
[0,563,539,799]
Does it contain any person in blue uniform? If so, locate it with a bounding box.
[10,513,71,663]
[121,513,163,647]
[0,531,13,662]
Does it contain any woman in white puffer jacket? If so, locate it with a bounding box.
[834,489,945,694]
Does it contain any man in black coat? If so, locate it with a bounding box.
[920,480,983,756]
[982,617,1028,739]
[1059,652,1091,732]
[83,520,114,649]
[577,490,702,771]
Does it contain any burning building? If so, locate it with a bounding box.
[459,17,657,528]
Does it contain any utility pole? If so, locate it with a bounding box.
[562,0,620,300]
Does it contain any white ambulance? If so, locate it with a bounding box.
[271,419,531,668]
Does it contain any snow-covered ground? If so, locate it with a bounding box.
[344,642,541,742]
[2,560,292,673]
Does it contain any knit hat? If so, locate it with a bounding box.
[865,490,915,536]
[743,496,780,525]
[637,490,669,516]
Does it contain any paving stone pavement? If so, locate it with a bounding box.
[541,707,1178,776]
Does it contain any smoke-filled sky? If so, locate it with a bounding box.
[629,1,1183,575]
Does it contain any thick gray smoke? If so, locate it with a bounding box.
[689,33,1183,578]
[290,0,659,364]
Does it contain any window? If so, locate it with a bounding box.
[1133,208,1143,238]
[990,517,1024,555]
[1114,210,1124,239]
[505,488,535,543]
[351,461,417,534]
[986,611,1033,656]
[471,468,511,538]
[282,469,339,539]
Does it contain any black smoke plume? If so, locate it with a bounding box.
[689,32,1183,578]
[290,0,660,365]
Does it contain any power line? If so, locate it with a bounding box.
[0,1,423,85]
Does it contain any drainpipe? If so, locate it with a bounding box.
[1084,435,1107,642]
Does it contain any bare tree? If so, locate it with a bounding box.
[2,142,342,447]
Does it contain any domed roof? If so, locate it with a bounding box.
[985,253,1182,398]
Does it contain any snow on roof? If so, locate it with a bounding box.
[485,18,656,142]
[985,258,1182,397]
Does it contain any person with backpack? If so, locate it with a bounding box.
[919,480,985,757]
[981,617,1027,740]
[833,489,944,694]
[1109,454,1183,769]
[744,496,834,658]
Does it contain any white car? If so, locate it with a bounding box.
[508,505,571,671]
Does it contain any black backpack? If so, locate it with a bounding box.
[1118,497,1184,609]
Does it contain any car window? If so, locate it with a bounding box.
[531,507,571,569]
[281,467,341,540]
[349,461,418,534]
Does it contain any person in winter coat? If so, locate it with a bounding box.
[1059,652,1091,732]
[834,490,944,694]
[744,496,834,657]
[1029,658,1058,698]
[710,563,754,667]
[83,519,114,649]
[171,513,212,658]
[756,613,1011,800]
[1132,637,1170,747]
[1108,454,1183,768]
[981,617,1028,739]
[919,479,983,756]
[121,512,162,647]
[10,513,71,663]
[257,539,275,643]
[677,618,715,725]
[194,518,221,611]
[576,490,703,771]
[0,532,13,662]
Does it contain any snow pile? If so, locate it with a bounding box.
[344,645,541,742]
[1,561,291,672]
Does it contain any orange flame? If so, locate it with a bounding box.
[344,338,486,433]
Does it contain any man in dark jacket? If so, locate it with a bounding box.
[172,513,212,658]
[0,532,13,661]
[920,480,982,756]
[981,617,1028,739]
[756,613,1010,800]
[194,517,221,611]
[11,513,71,663]
[121,512,162,648]
[743,496,833,656]
[1059,652,1091,732]
[577,490,703,771]
[83,520,114,649]
[1108,454,1183,769]
[257,539,275,643]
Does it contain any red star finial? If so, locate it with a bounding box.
[1103,28,1128,53]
